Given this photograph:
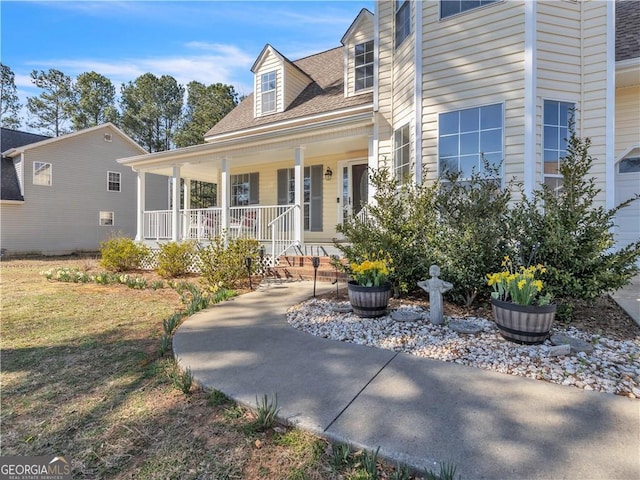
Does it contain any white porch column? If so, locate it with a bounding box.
[183,177,191,211]
[220,158,230,240]
[171,165,181,241]
[294,147,304,245]
[367,133,377,204]
[135,170,146,241]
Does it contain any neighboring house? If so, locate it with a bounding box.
[1,124,169,256]
[119,1,639,257]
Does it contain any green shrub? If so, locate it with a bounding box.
[508,130,640,302]
[156,241,197,278]
[336,167,437,295]
[433,162,512,307]
[198,236,259,290]
[99,235,149,272]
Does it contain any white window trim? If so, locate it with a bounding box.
[33,161,52,186]
[436,101,505,181]
[439,0,503,22]
[260,70,277,115]
[107,171,121,192]
[99,211,114,226]
[393,123,412,181]
[541,98,577,186]
[354,40,374,93]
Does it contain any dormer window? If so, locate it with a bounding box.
[261,71,277,113]
[355,41,374,91]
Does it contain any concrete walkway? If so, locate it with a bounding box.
[174,281,640,480]
[611,274,640,327]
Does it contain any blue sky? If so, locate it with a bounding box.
[1,0,373,118]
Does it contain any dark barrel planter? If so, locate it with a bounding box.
[347,281,391,318]
[491,298,557,345]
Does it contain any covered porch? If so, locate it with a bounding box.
[119,111,375,257]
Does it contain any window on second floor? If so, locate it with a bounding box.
[33,161,52,186]
[543,100,575,193]
[394,124,411,181]
[440,0,499,19]
[439,103,503,179]
[107,171,121,192]
[395,0,411,48]
[355,41,374,91]
[261,71,277,114]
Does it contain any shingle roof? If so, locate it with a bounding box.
[205,47,373,138]
[616,0,640,61]
[1,128,50,201]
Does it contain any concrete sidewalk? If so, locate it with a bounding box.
[611,274,640,327]
[174,281,640,480]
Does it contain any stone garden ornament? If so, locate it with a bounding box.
[417,265,452,325]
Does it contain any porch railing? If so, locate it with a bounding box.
[143,206,296,247]
[268,204,300,257]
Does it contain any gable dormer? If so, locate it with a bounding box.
[251,44,313,118]
[341,8,375,98]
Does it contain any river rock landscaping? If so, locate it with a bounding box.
[287,296,640,398]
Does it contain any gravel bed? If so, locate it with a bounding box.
[287,299,640,398]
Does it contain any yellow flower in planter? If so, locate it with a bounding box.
[350,253,393,287]
[487,256,552,306]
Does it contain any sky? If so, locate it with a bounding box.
[1,0,373,127]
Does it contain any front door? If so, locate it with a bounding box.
[339,161,369,225]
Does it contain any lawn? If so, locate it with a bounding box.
[1,258,439,480]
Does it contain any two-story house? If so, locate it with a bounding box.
[119,1,638,258]
[1,123,170,256]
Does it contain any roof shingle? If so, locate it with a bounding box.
[205,47,373,138]
[616,0,640,62]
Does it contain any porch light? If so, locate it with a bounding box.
[324,167,333,181]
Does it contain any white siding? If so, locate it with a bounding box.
[344,14,375,98]
[0,126,159,255]
[615,85,640,157]
[254,51,284,117]
[283,62,312,110]
[420,1,525,182]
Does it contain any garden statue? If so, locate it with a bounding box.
[417,265,452,325]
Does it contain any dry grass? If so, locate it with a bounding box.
[1,258,426,480]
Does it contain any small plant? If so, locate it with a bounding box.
[359,447,380,479]
[254,393,280,431]
[163,312,182,336]
[208,389,230,406]
[423,462,460,480]
[156,240,197,278]
[390,463,411,480]
[487,256,552,306]
[158,334,171,357]
[198,236,259,290]
[331,442,353,469]
[172,365,194,395]
[99,235,149,272]
[350,253,393,287]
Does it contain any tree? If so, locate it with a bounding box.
[174,81,238,148]
[71,71,118,130]
[26,69,74,136]
[0,63,22,129]
[120,73,184,152]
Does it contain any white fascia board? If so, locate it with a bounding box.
[204,104,373,143]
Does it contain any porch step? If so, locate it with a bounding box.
[269,255,349,283]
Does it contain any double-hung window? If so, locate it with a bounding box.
[440,0,498,19]
[99,211,114,226]
[261,71,277,114]
[543,100,574,192]
[395,0,411,48]
[107,171,121,192]
[230,173,259,207]
[33,162,52,186]
[438,104,503,178]
[355,41,374,91]
[394,124,411,181]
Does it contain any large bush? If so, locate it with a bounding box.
[508,131,640,301]
[198,236,259,290]
[433,163,512,306]
[99,236,149,272]
[156,241,198,278]
[336,168,437,295]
